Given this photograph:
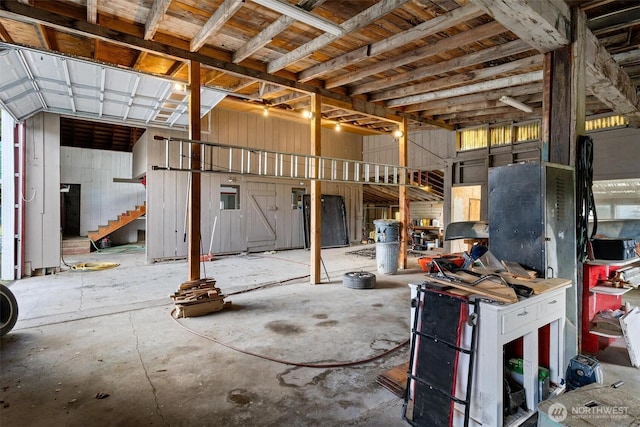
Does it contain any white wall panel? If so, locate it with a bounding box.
[23,113,60,273]
[363,128,454,170]
[145,108,364,261]
[61,146,145,243]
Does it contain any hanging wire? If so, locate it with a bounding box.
[576,135,596,262]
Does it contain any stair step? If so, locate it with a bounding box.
[62,238,90,255]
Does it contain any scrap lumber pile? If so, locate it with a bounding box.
[171,277,230,318]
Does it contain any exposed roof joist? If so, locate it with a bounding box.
[0,0,445,130]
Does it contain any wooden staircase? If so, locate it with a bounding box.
[88,203,146,242]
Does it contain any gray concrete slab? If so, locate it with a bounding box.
[1,245,430,426]
[2,246,639,426]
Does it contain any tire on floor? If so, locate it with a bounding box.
[1,283,18,337]
[342,271,376,289]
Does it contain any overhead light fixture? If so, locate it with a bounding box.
[302,110,314,119]
[335,122,341,131]
[251,0,344,36]
[499,96,533,113]
[263,105,269,116]
[393,129,404,138]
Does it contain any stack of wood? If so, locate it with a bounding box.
[171,277,231,318]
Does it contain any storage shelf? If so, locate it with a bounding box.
[586,257,640,267]
[589,326,623,338]
[590,285,633,295]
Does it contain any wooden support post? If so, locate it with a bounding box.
[398,117,408,269]
[188,60,201,281]
[541,45,572,164]
[310,93,322,284]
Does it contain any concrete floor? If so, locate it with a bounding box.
[1,245,639,427]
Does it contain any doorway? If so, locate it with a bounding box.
[450,185,482,253]
[61,184,81,236]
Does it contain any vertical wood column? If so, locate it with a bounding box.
[541,45,572,164]
[310,94,322,284]
[398,118,408,270]
[571,9,586,163]
[188,61,201,281]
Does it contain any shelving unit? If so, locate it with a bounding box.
[581,257,639,354]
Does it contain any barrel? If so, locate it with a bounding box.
[376,242,400,274]
[373,219,400,243]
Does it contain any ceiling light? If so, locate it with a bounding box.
[174,82,185,91]
[251,0,344,36]
[335,122,341,131]
[393,129,404,138]
[302,110,314,119]
[499,96,533,113]
[263,105,269,116]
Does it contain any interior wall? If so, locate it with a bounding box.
[144,108,364,261]
[60,146,146,243]
[590,127,640,181]
[362,128,454,169]
[23,113,60,274]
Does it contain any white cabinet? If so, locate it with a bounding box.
[453,284,570,427]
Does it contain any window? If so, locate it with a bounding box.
[291,188,305,210]
[220,185,240,210]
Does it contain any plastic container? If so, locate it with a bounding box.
[506,358,550,402]
[376,242,399,274]
[373,219,400,242]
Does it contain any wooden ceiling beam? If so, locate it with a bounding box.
[165,60,185,77]
[405,83,542,113]
[386,71,543,108]
[376,54,543,103]
[326,21,507,89]
[584,26,640,126]
[421,93,543,117]
[351,39,533,95]
[267,0,410,73]
[232,0,327,64]
[0,21,13,42]
[86,0,97,24]
[190,0,244,52]
[0,0,449,129]
[144,0,172,40]
[298,3,485,82]
[269,91,309,106]
[588,5,640,36]
[470,0,570,53]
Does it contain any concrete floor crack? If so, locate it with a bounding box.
[129,312,169,427]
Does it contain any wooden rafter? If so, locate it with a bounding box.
[351,39,533,96]
[470,0,570,53]
[267,0,410,73]
[589,5,640,36]
[584,27,640,125]
[190,0,244,52]
[0,1,445,129]
[326,21,507,89]
[86,0,97,24]
[232,0,327,64]
[372,54,543,102]
[165,60,185,77]
[0,21,13,42]
[406,83,543,113]
[145,0,172,40]
[386,71,543,108]
[298,3,485,82]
